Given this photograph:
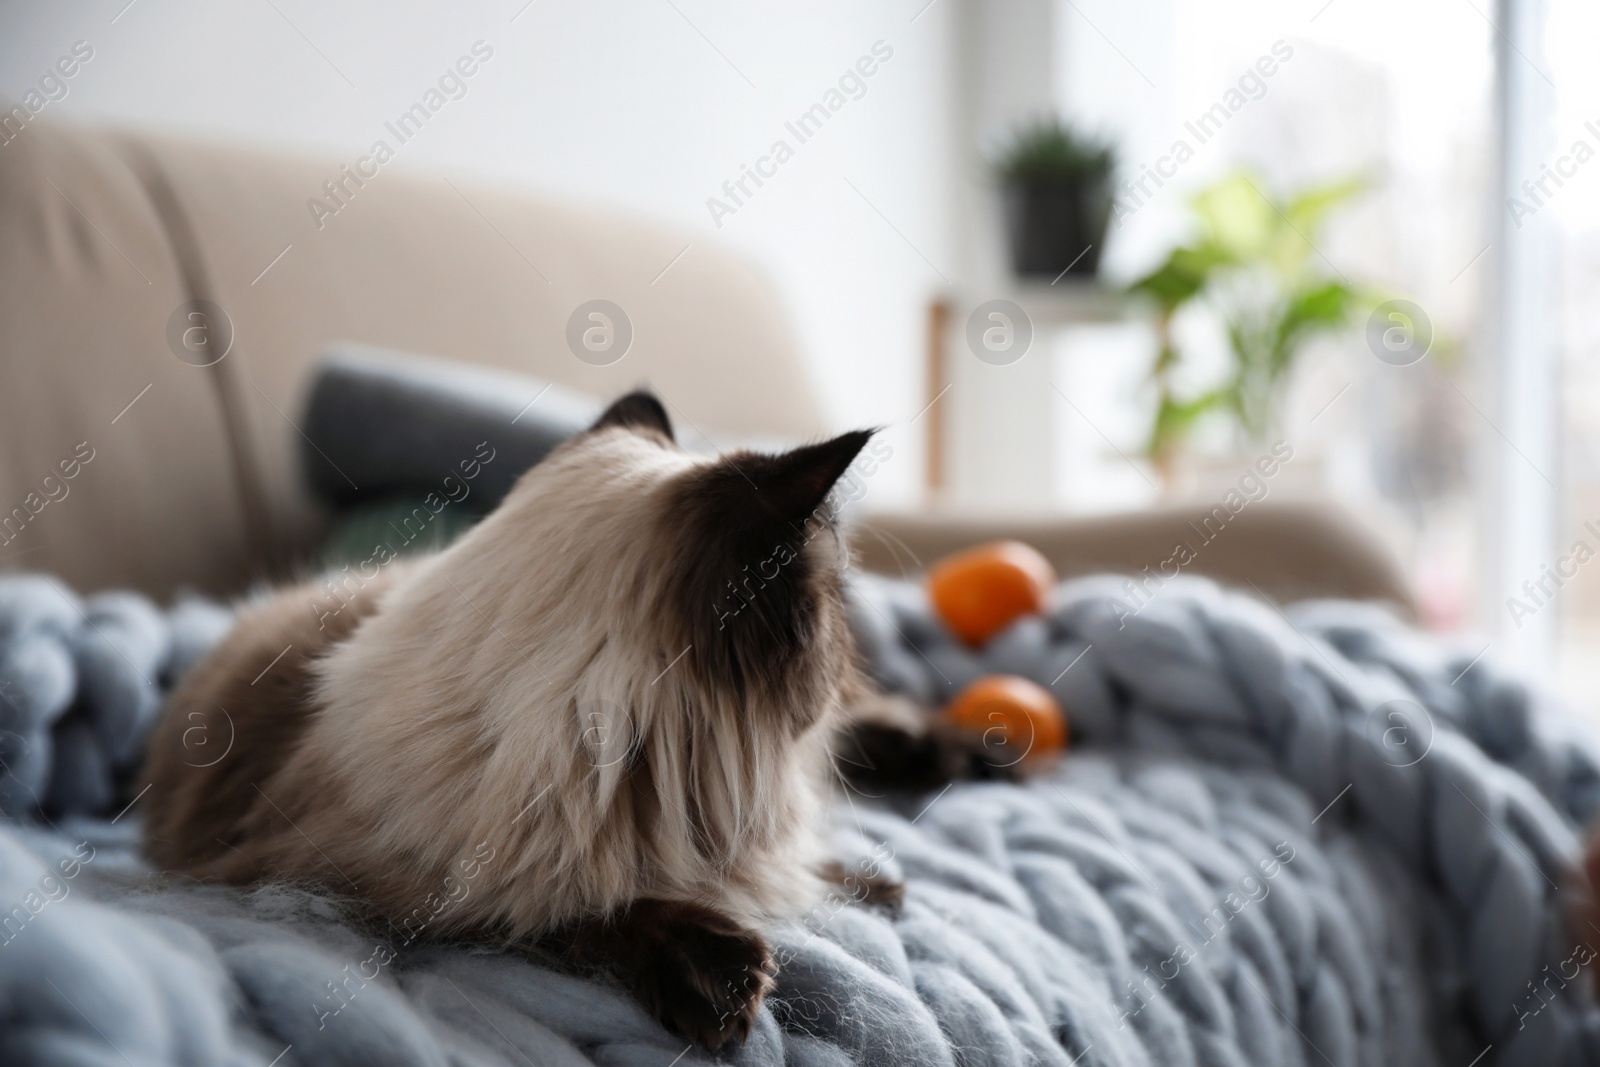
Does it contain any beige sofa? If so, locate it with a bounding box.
[0,120,1414,615]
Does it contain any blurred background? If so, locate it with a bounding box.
[2,0,1596,709]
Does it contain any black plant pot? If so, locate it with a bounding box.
[1002,178,1111,279]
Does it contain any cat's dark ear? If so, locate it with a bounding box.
[668,429,876,698]
[731,430,875,526]
[591,390,674,441]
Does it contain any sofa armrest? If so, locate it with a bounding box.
[850,501,1416,618]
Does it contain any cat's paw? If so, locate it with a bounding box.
[837,720,1025,793]
[934,716,1030,783]
[927,718,1029,783]
[550,899,777,1051]
[637,909,777,1051]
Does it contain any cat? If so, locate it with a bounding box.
[141,390,1002,1049]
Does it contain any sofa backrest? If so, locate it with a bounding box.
[0,121,823,597]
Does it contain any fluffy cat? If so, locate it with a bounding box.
[141,390,994,1048]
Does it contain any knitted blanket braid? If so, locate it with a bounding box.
[1,569,1598,1067]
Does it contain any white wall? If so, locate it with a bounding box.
[0,0,959,509]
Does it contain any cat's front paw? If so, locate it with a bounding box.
[550,898,777,1051]
[638,913,776,1050]
[837,720,1025,793]
[930,718,1029,782]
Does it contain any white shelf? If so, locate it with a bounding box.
[945,279,1130,327]
[1012,280,1128,326]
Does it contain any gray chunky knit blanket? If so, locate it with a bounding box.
[1,569,1598,1067]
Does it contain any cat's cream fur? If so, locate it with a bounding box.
[142,412,866,943]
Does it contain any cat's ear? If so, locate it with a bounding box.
[591,390,674,441]
[730,430,875,526]
[680,430,875,548]
[668,430,876,697]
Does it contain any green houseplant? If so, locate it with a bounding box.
[1127,170,1370,484]
[992,119,1115,278]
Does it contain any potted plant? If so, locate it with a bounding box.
[992,118,1115,279]
[1127,170,1373,488]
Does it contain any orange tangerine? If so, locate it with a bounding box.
[927,540,1056,647]
[943,674,1069,760]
